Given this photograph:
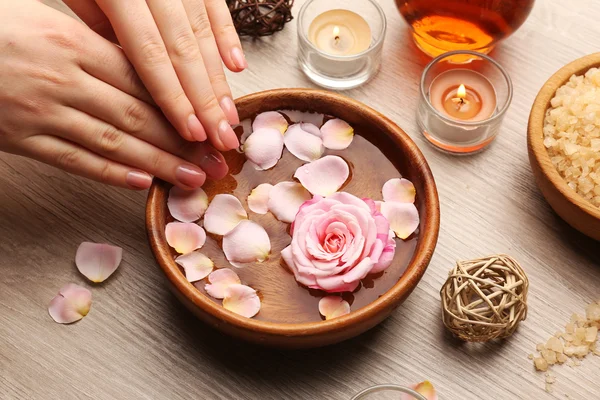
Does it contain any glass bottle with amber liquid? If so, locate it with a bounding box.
[397,0,535,57]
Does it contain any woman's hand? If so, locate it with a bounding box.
[0,0,228,190]
[63,0,245,151]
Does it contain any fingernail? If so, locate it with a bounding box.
[220,96,240,125]
[126,171,153,189]
[200,152,228,180]
[231,47,248,70]
[218,120,240,150]
[175,164,206,188]
[188,114,207,142]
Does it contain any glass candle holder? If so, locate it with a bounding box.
[351,384,428,400]
[297,0,386,90]
[417,50,513,154]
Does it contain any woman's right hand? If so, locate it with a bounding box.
[0,0,228,190]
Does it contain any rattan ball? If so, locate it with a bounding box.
[227,0,294,38]
[440,254,529,342]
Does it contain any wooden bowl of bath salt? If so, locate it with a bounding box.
[528,53,600,241]
[146,89,440,348]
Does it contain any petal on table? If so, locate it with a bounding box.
[268,181,312,223]
[382,178,416,204]
[203,194,248,235]
[233,118,253,144]
[318,296,350,320]
[284,123,325,162]
[223,220,271,267]
[165,222,206,254]
[280,109,324,128]
[175,251,214,283]
[252,111,288,134]
[248,183,273,214]
[294,155,349,196]
[223,284,261,318]
[205,268,241,299]
[48,283,92,324]
[321,118,354,150]
[75,242,123,283]
[380,202,420,240]
[242,127,284,170]
[167,186,208,223]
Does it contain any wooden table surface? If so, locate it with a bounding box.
[2,1,600,399]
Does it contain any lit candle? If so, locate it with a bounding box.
[429,69,497,122]
[308,9,372,56]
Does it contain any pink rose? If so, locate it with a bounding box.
[281,192,396,293]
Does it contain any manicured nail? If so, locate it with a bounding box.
[200,152,229,180]
[231,47,248,70]
[126,171,153,189]
[220,96,240,125]
[175,164,206,188]
[188,114,207,142]
[218,120,240,150]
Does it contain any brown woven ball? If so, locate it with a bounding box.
[227,0,294,38]
[440,254,529,342]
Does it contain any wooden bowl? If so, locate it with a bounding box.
[528,53,600,241]
[146,89,440,348]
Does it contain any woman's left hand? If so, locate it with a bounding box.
[64,0,245,152]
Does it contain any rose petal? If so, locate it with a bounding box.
[167,186,208,222]
[401,381,438,400]
[175,251,214,283]
[380,202,420,240]
[223,284,261,318]
[204,194,248,235]
[321,118,354,150]
[165,222,206,254]
[48,283,92,324]
[252,111,288,134]
[242,127,284,170]
[204,268,241,299]
[371,231,396,274]
[247,183,273,214]
[284,123,325,162]
[294,155,349,196]
[234,118,253,144]
[268,181,312,223]
[318,296,350,320]
[223,220,271,267]
[382,178,416,204]
[280,110,324,127]
[75,242,122,283]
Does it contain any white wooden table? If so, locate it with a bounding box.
[2,1,599,399]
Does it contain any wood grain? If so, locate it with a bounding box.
[2,0,600,399]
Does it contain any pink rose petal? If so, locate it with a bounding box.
[204,194,248,235]
[223,220,271,267]
[252,111,288,134]
[48,283,92,324]
[175,251,214,283]
[284,123,325,162]
[223,284,261,318]
[75,242,122,283]
[321,118,354,150]
[294,155,349,196]
[380,202,420,240]
[167,186,208,223]
[318,296,350,320]
[242,127,284,170]
[401,381,438,400]
[205,268,241,299]
[280,109,324,127]
[382,178,416,204]
[165,222,206,254]
[268,181,312,223]
[371,230,396,274]
[247,183,273,215]
[234,118,253,144]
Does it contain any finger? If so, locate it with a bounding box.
[203,0,247,72]
[182,0,239,125]
[67,73,229,180]
[95,0,207,144]
[144,0,239,150]
[63,0,118,43]
[22,135,152,190]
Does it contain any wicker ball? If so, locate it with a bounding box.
[227,0,294,38]
[440,254,529,342]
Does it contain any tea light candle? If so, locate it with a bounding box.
[308,10,372,56]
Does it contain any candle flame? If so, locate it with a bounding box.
[457,84,467,99]
[333,26,340,38]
